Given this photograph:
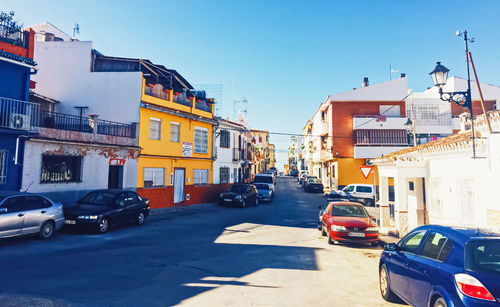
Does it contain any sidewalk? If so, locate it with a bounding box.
[378,228,400,245]
[149,202,218,221]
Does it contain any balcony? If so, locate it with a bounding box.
[354,145,409,159]
[0,23,26,48]
[0,97,39,131]
[144,84,170,101]
[353,115,407,130]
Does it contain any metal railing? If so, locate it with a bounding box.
[37,111,93,133]
[0,23,25,48]
[0,97,39,130]
[195,100,212,112]
[144,85,170,101]
[172,93,193,107]
[97,119,136,138]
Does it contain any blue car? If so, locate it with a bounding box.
[379,225,500,307]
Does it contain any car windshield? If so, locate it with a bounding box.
[228,185,247,193]
[309,178,321,184]
[254,184,269,190]
[254,176,273,183]
[465,239,500,274]
[332,205,369,217]
[79,191,116,206]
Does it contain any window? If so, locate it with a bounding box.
[0,149,7,184]
[399,230,426,254]
[194,127,208,154]
[126,192,141,206]
[144,168,165,187]
[170,122,180,142]
[356,186,372,193]
[24,196,51,210]
[1,196,24,213]
[194,169,209,185]
[421,232,452,261]
[41,155,82,183]
[220,130,230,148]
[220,167,230,183]
[343,185,355,192]
[149,118,161,140]
[465,240,500,273]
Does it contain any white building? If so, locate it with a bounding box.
[213,119,247,184]
[372,109,500,236]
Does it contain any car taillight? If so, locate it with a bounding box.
[454,273,495,301]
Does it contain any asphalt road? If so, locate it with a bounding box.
[0,177,402,307]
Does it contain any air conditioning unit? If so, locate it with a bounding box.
[10,113,30,130]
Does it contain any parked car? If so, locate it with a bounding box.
[290,169,299,177]
[63,189,150,234]
[255,183,273,202]
[219,183,259,207]
[317,198,350,230]
[328,183,376,206]
[379,225,500,307]
[304,177,324,193]
[302,175,318,188]
[320,201,378,246]
[0,192,65,240]
[298,171,309,184]
[254,174,276,192]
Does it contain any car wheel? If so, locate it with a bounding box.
[241,200,246,208]
[39,221,55,240]
[321,225,326,236]
[327,231,335,245]
[433,297,447,307]
[379,264,398,302]
[137,211,146,226]
[363,199,372,206]
[97,217,109,233]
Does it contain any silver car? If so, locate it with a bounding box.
[0,192,65,240]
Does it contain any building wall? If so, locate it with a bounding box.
[335,158,378,188]
[31,41,141,123]
[214,123,242,184]
[0,60,31,101]
[22,140,138,205]
[331,101,406,158]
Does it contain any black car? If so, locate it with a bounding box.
[317,198,350,230]
[64,189,150,233]
[303,177,324,193]
[219,184,258,208]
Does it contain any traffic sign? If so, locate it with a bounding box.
[360,166,373,179]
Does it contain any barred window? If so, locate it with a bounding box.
[144,168,165,187]
[220,130,230,148]
[194,127,208,154]
[0,149,7,184]
[170,122,180,142]
[220,167,230,183]
[194,169,209,185]
[150,118,161,140]
[41,155,82,183]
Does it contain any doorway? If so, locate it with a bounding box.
[108,165,123,189]
[174,168,185,203]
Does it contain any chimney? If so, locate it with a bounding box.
[362,77,369,87]
[400,73,406,78]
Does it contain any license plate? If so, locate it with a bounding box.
[348,232,365,237]
[224,199,232,202]
[64,220,76,225]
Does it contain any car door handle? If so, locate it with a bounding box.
[18,213,24,217]
[41,210,47,214]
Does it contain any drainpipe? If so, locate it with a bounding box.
[15,135,30,191]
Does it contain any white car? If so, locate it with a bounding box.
[328,184,375,206]
[254,174,275,192]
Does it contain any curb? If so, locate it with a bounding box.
[149,202,218,220]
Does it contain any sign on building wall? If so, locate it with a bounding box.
[109,158,126,166]
[360,166,373,179]
[182,142,192,157]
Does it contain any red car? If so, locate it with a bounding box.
[320,201,378,246]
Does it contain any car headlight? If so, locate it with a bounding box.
[234,195,242,200]
[78,215,99,220]
[366,227,379,232]
[331,225,346,231]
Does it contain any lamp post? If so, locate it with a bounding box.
[404,118,416,146]
[429,31,476,158]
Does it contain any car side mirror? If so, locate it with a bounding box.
[384,243,398,252]
[115,200,125,207]
[0,207,7,214]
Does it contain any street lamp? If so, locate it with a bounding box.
[404,118,416,146]
[429,30,476,158]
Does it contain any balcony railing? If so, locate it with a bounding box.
[144,85,170,101]
[0,97,39,131]
[37,111,93,133]
[0,23,25,48]
[353,115,407,130]
[97,119,136,138]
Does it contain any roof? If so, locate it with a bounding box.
[0,50,36,67]
[328,77,408,102]
[413,225,500,244]
[250,129,269,133]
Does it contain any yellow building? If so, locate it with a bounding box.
[135,67,219,208]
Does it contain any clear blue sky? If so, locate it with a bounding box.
[4,0,500,168]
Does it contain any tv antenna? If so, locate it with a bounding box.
[233,98,247,121]
[73,23,80,38]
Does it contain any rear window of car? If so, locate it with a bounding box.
[465,239,500,274]
[356,186,372,193]
[254,184,270,190]
[254,176,273,183]
[309,178,321,184]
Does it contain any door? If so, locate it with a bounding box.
[174,168,185,203]
[388,230,427,301]
[22,196,52,234]
[108,165,124,189]
[0,196,25,237]
[125,192,142,220]
[112,193,129,224]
